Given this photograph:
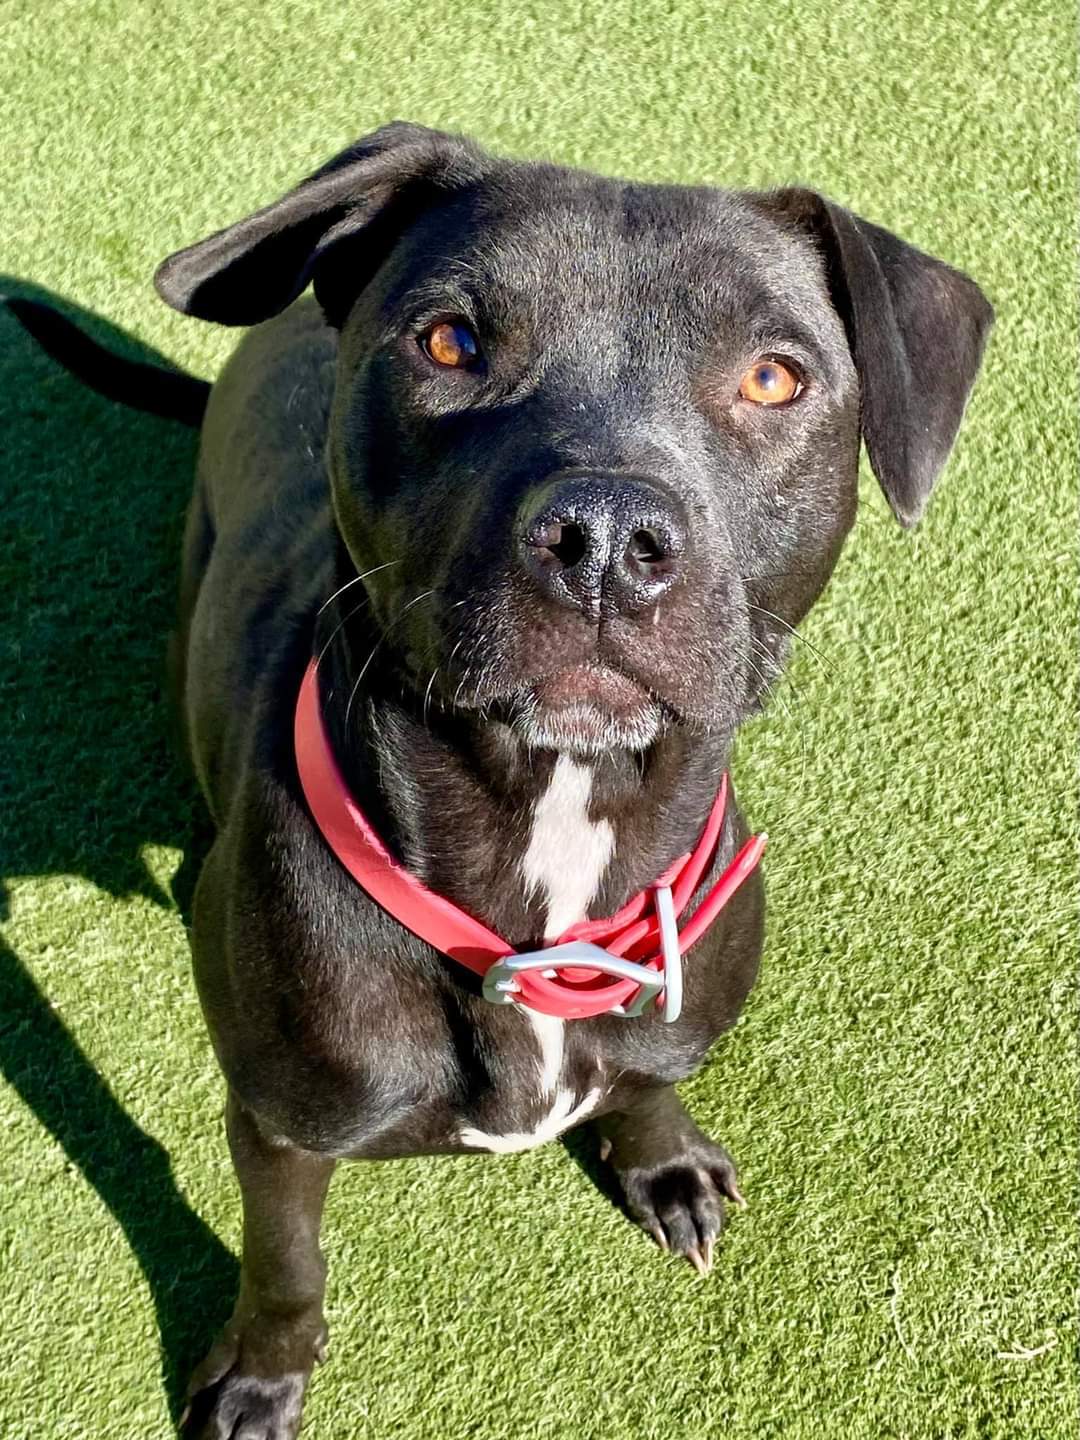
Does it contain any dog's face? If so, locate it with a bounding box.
[156,124,992,755]
[327,175,860,754]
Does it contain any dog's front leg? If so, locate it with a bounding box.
[597,1085,745,1275]
[184,1089,335,1439]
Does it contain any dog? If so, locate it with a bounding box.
[13,121,992,1438]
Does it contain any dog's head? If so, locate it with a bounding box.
[157,123,992,756]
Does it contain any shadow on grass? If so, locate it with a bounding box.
[560,1125,630,1215]
[0,278,235,1419]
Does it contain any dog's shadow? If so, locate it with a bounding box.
[0,278,235,1420]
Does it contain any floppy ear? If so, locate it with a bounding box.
[154,121,486,328]
[753,189,994,526]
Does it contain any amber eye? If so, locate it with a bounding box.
[738,358,803,406]
[419,320,480,369]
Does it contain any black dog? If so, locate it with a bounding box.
[14,122,991,1438]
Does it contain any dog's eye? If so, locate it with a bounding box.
[738,358,803,406]
[419,320,480,370]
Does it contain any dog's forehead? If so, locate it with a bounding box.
[393,163,835,337]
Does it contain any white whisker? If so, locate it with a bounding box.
[423,666,440,725]
[747,602,835,672]
[344,588,438,732]
[317,559,401,615]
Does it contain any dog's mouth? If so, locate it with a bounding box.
[384,573,743,753]
[511,662,666,753]
[393,612,671,750]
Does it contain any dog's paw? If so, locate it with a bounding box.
[181,1316,324,1439]
[607,1141,745,1275]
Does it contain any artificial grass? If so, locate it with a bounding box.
[0,1,1075,1437]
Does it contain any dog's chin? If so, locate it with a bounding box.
[515,700,664,756]
[510,664,666,756]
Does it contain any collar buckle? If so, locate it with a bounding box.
[482,884,684,1024]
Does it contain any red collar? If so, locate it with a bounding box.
[294,660,766,1022]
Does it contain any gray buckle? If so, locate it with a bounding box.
[483,886,683,1024]
[653,882,683,1022]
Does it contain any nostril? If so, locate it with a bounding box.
[627,527,667,566]
[529,520,587,570]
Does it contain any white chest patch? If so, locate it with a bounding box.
[458,756,614,1154]
[458,1086,604,1155]
[520,755,616,939]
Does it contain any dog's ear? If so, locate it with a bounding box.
[750,189,994,526]
[154,122,487,329]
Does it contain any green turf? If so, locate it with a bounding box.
[0,1,1075,1436]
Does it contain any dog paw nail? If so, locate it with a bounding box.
[599,1137,612,1162]
[686,1245,710,1276]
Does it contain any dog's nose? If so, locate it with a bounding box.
[519,474,686,618]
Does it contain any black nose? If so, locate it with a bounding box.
[519,474,687,618]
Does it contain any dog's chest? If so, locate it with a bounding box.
[264,749,720,1162]
[453,755,613,1153]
